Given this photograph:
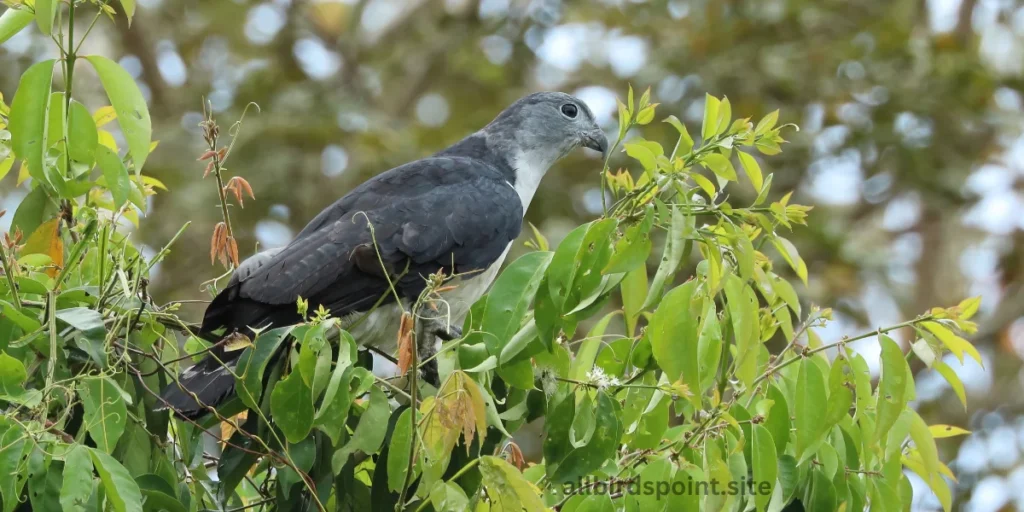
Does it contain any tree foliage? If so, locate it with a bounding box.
[0,3,984,511]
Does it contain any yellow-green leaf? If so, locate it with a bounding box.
[35,0,58,35]
[0,7,34,44]
[772,237,808,285]
[928,425,970,439]
[933,359,967,410]
[118,0,135,24]
[737,151,763,193]
[691,172,716,198]
[92,105,117,127]
[702,152,737,181]
[664,115,694,157]
[922,321,983,367]
[702,93,721,140]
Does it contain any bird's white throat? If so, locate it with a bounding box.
[511,149,558,211]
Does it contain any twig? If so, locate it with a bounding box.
[0,243,21,308]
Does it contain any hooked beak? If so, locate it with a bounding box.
[582,129,609,158]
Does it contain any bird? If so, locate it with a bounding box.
[158,91,608,418]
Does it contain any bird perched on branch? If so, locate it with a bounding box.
[158,92,608,418]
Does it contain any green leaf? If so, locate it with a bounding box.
[55,307,105,339]
[702,153,737,181]
[544,391,622,484]
[332,385,389,468]
[85,56,152,172]
[270,368,315,444]
[624,142,657,172]
[95,145,131,208]
[68,100,98,165]
[752,425,778,512]
[620,264,647,337]
[387,408,414,493]
[59,446,94,512]
[771,274,800,316]
[118,0,136,23]
[483,251,552,358]
[10,185,51,238]
[568,311,618,382]
[88,448,142,512]
[738,151,763,193]
[0,7,34,44]
[725,274,759,387]
[806,467,836,512]
[429,481,470,512]
[0,351,27,400]
[647,280,700,393]
[824,355,854,427]
[34,0,58,35]
[603,219,652,275]
[0,418,28,512]
[702,93,721,141]
[234,325,292,409]
[0,299,41,334]
[664,115,694,157]
[9,59,55,184]
[642,205,692,310]
[479,455,546,512]
[545,222,588,311]
[764,385,791,457]
[315,361,370,445]
[696,299,723,391]
[875,335,910,449]
[795,358,827,463]
[81,377,128,453]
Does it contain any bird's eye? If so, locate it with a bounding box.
[560,103,578,119]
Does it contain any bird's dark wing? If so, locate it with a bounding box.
[200,156,523,336]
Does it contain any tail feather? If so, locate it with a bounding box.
[156,363,236,419]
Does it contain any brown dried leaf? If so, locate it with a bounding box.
[227,236,239,267]
[210,222,227,265]
[507,441,526,470]
[197,150,217,161]
[224,176,255,208]
[203,161,215,178]
[397,312,414,376]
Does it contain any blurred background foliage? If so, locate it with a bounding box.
[2,0,1024,509]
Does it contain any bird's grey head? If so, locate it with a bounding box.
[483,92,608,162]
